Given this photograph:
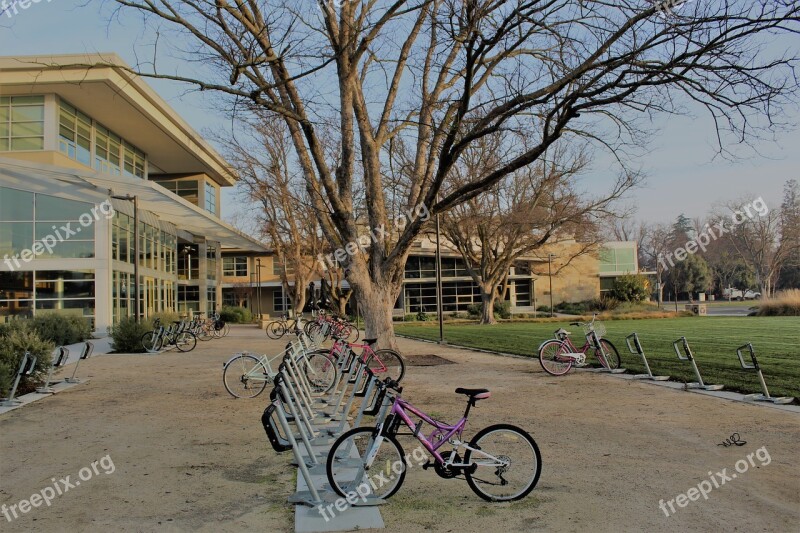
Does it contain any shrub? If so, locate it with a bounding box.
[0,321,54,397]
[536,305,551,313]
[466,303,482,318]
[30,313,92,346]
[588,296,621,311]
[756,289,800,316]
[108,317,150,353]
[610,274,650,302]
[416,311,430,321]
[219,306,253,324]
[403,314,417,322]
[493,300,511,319]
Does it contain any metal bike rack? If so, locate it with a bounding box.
[1,352,37,407]
[736,343,794,404]
[36,347,71,393]
[64,341,93,384]
[586,331,626,373]
[672,337,724,391]
[625,333,670,381]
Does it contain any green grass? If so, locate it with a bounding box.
[395,317,800,399]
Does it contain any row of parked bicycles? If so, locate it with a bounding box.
[223,312,542,507]
[265,309,360,342]
[141,313,229,353]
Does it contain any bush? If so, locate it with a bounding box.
[30,313,92,346]
[0,321,54,397]
[588,296,621,311]
[493,300,511,319]
[403,314,418,322]
[108,317,151,353]
[416,311,431,321]
[610,274,650,302]
[219,306,253,324]
[466,303,482,318]
[536,305,551,313]
[757,289,800,316]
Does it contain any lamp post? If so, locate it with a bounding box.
[256,258,262,319]
[435,210,444,343]
[547,253,557,318]
[111,194,140,323]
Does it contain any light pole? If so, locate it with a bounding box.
[111,194,140,323]
[256,257,262,319]
[435,210,444,343]
[548,253,557,318]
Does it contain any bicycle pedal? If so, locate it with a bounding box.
[421,461,435,470]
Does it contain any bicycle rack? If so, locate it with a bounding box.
[625,334,670,381]
[1,352,37,407]
[586,331,626,374]
[672,337,724,391]
[736,343,794,404]
[64,342,93,384]
[36,346,71,393]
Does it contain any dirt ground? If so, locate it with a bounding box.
[1,325,798,533]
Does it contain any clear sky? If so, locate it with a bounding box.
[1,1,797,225]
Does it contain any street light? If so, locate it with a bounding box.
[435,210,444,344]
[111,194,140,323]
[256,257,262,319]
[547,253,557,318]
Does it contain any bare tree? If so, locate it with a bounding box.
[640,222,673,306]
[442,139,634,323]
[98,0,800,347]
[231,281,253,308]
[221,117,325,317]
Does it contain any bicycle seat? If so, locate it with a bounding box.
[455,388,491,400]
[363,338,378,346]
[569,322,580,327]
[556,328,571,336]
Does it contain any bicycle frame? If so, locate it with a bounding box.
[387,398,467,464]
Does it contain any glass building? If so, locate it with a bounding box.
[0,54,267,332]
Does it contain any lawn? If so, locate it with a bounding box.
[395,317,800,399]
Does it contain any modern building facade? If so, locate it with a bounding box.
[0,54,267,332]
[219,238,643,318]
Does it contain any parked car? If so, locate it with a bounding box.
[722,288,762,300]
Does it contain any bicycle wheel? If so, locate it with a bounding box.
[141,331,162,353]
[326,427,406,500]
[223,354,269,398]
[222,323,231,337]
[538,339,572,376]
[595,339,621,369]
[267,321,285,340]
[464,424,542,502]
[304,352,338,393]
[368,349,405,383]
[175,331,197,352]
[196,326,213,341]
[343,325,360,342]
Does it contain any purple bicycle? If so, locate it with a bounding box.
[326,379,542,502]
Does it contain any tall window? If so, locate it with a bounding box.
[1,96,45,151]
[223,256,248,277]
[274,287,290,312]
[58,98,147,178]
[159,180,199,205]
[204,182,217,214]
[273,259,295,276]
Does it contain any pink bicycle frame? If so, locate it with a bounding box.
[389,397,467,463]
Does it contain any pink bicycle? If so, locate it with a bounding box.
[537,314,620,376]
[326,379,541,502]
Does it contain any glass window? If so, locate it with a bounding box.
[0,222,33,257]
[0,271,34,300]
[0,187,34,221]
[223,256,248,277]
[0,96,44,152]
[204,182,217,214]
[123,142,146,179]
[35,195,94,221]
[94,124,122,175]
[273,259,295,276]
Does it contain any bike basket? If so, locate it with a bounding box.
[215,320,226,331]
[582,321,606,338]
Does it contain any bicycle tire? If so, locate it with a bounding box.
[369,349,406,383]
[304,352,338,394]
[326,427,406,500]
[175,331,197,352]
[538,339,572,376]
[596,339,621,369]
[141,331,162,353]
[464,423,542,502]
[223,354,269,398]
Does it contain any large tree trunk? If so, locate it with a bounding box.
[347,265,403,351]
[480,291,497,325]
[337,297,348,316]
